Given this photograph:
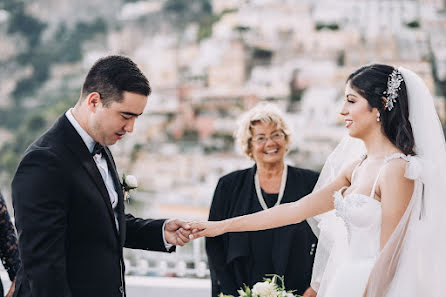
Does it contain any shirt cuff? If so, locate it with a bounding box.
[162,220,174,250]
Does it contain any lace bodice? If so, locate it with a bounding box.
[333,189,382,259]
[333,153,409,260]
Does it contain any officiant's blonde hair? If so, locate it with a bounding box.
[235,102,292,160]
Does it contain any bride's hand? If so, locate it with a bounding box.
[189,220,226,239]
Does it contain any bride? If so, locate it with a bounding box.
[190,64,446,297]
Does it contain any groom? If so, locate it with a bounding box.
[11,56,192,297]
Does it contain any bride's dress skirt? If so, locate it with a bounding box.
[324,257,375,297]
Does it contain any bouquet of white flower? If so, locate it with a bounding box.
[219,275,301,297]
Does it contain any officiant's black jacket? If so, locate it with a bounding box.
[206,165,319,297]
[11,115,171,297]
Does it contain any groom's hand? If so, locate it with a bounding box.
[164,219,192,246]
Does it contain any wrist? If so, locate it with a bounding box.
[219,219,229,234]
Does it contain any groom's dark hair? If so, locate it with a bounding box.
[80,55,151,106]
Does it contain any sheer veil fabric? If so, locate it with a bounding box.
[309,67,446,297]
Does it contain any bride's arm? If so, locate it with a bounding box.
[363,159,415,297]
[190,165,353,238]
[379,159,414,249]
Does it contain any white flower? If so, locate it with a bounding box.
[238,289,248,297]
[125,175,138,188]
[252,281,278,297]
[121,174,139,201]
[278,292,295,297]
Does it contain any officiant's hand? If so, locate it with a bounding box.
[164,219,192,246]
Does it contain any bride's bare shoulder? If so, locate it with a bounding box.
[381,158,411,184]
[339,159,363,184]
[379,158,414,203]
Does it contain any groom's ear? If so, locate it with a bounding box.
[86,92,101,111]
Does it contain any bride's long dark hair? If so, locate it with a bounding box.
[347,64,415,156]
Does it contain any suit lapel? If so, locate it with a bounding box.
[104,148,126,246]
[59,115,120,240]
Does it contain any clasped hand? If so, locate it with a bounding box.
[164,219,194,246]
[189,220,225,239]
[164,219,225,244]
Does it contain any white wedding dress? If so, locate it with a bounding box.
[321,153,406,297]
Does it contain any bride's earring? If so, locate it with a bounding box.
[376,112,381,122]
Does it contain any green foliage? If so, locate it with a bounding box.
[45,96,78,117]
[0,113,47,174]
[0,150,20,175]
[234,25,250,33]
[0,0,22,12]
[0,0,108,176]
[197,8,236,42]
[327,23,340,30]
[11,17,107,102]
[164,0,211,15]
[406,20,420,29]
[8,12,46,47]
[0,93,75,176]
[54,19,107,63]
[13,57,50,100]
[130,143,143,162]
[164,0,187,12]
[289,90,304,103]
[253,48,273,60]
[197,13,220,41]
[183,129,199,141]
[0,106,24,129]
[163,0,215,37]
[315,23,340,31]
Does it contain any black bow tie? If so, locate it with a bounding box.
[92,142,105,156]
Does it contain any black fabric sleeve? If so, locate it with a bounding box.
[12,150,71,297]
[124,215,171,252]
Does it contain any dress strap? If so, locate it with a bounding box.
[351,154,367,183]
[384,152,410,163]
[369,153,409,198]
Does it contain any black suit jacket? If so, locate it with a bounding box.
[12,115,170,297]
[206,165,319,297]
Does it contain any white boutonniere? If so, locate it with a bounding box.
[121,174,138,202]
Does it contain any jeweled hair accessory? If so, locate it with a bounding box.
[383,69,404,111]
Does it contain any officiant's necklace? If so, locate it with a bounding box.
[254,165,288,210]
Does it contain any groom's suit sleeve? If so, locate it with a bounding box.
[124,214,171,252]
[206,178,239,297]
[12,149,72,297]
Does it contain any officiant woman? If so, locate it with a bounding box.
[206,103,319,297]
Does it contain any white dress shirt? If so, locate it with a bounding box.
[65,109,172,249]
